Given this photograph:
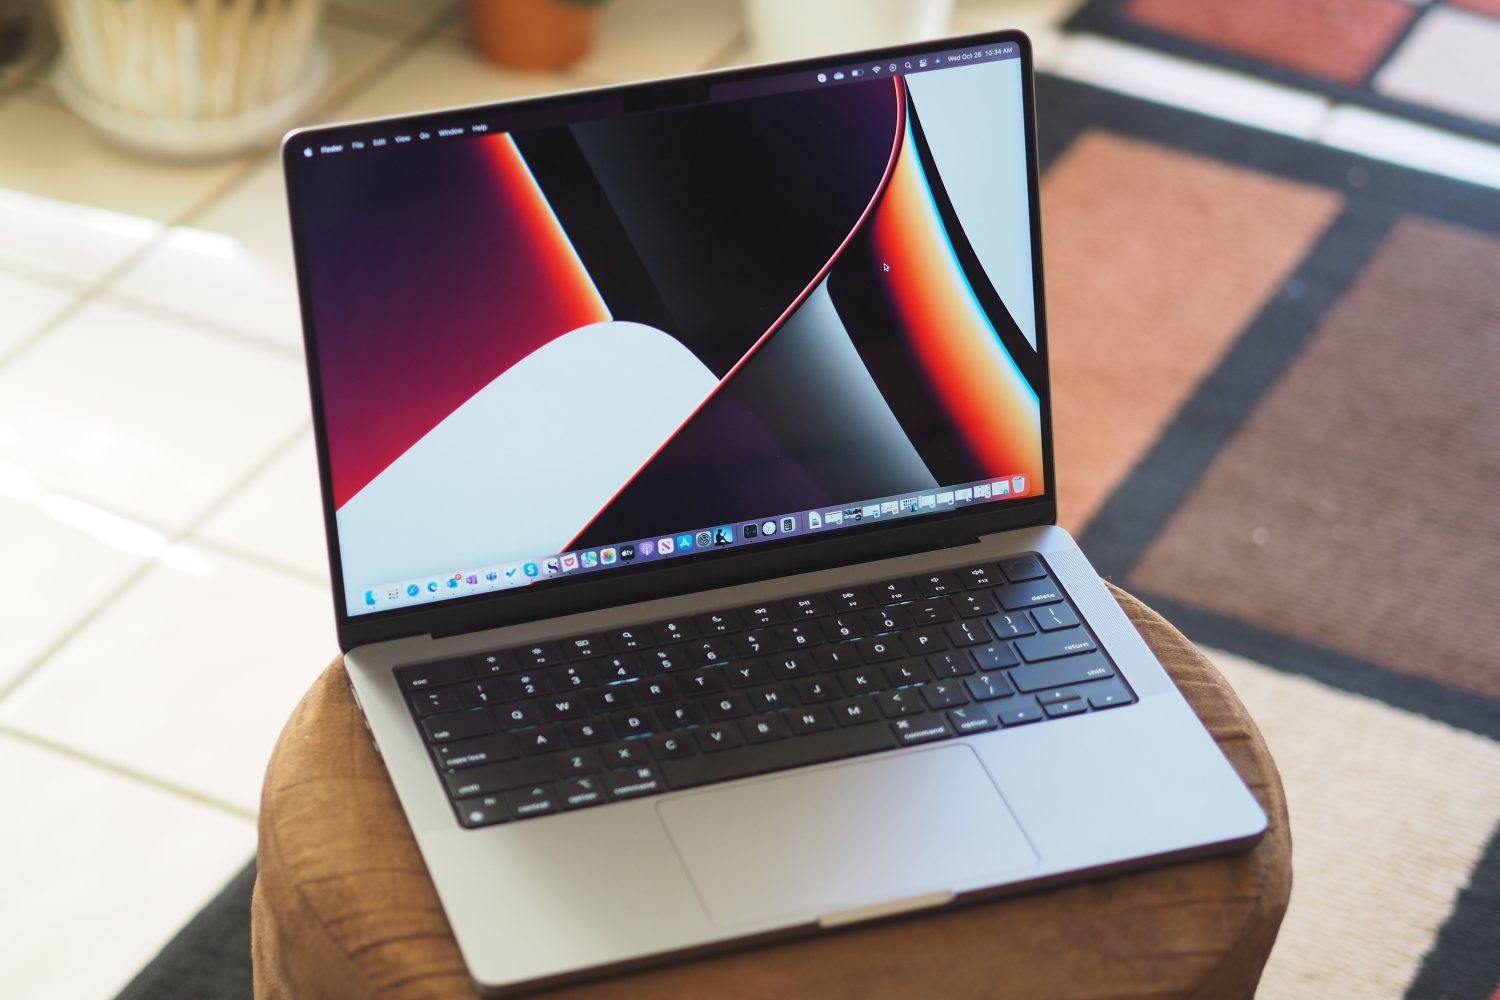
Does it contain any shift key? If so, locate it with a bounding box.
[1009,653,1115,693]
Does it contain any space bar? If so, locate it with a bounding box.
[661,725,899,790]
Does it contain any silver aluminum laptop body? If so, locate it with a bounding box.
[286,31,1266,996]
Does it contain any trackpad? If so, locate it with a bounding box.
[656,745,1038,927]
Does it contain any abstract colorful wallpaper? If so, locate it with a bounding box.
[291,59,1042,603]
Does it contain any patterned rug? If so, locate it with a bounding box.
[1040,75,1500,999]
[114,75,1500,1000]
[1066,0,1500,144]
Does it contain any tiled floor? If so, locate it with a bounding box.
[3,1,1499,997]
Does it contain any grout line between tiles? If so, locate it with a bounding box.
[323,4,421,38]
[0,285,107,371]
[3,482,181,546]
[0,421,317,824]
[0,539,160,703]
[111,290,309,361]
[327,1,464,40]
[0,722,258,821]
[0,256,86,295]
[161,158,267,230]
[0,260,306,376]
[705,29,751,72]
[192,535,330,590]
[0,422,312,706]
[298,7,465,127]
[0,559,158,705]
[0,230,185,376]
[176,422,315,553]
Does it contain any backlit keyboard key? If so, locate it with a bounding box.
[399,658,470,690]
[1015,629,1097,663]
[422,709,494,743]
[403,551,1136,828]
[1008,653,1116,693]
[1000,555,1046,582]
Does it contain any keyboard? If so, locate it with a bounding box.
[396,553,1136,829]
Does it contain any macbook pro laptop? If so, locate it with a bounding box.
[283,29,1266,996]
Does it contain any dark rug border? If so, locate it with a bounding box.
[1040,71,1500,1000]
[1037,74,1500,743]
[114,860,256,1000]
[1406,822,1500,999]
[1063,0,1500,146]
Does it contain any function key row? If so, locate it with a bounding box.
[397,555,1059,690]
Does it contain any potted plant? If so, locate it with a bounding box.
[468,0,608,71]
[47,0,329,159]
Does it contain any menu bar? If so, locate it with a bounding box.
[299,40,1022,162]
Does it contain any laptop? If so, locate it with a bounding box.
[283,29,1266,996]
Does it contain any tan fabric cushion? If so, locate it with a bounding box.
[253,584,1291,999]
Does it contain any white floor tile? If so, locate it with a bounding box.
[1320,104,1500,191]
[0,732,255,1000]
[574,0,742,82]
[0,297,309,532]
[1373,6,1500,127]
[111,161,303,349]
[1056,35,1331,140]
[0,548,338,814]
[0,268,74,357]
[0,93,251,224]
[328,37,593,121]
[198,432,331,580]
[0,186,163,290]
[0,491,149,691]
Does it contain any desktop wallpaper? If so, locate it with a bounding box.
[292,58,1044,611]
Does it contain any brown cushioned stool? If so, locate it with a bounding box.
[253,584,1291,999]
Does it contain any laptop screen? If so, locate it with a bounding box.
[288,38,1044,618]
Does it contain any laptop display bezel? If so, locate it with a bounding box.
[282,28,1055,651]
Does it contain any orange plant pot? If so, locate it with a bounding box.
[469,0,598,71]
